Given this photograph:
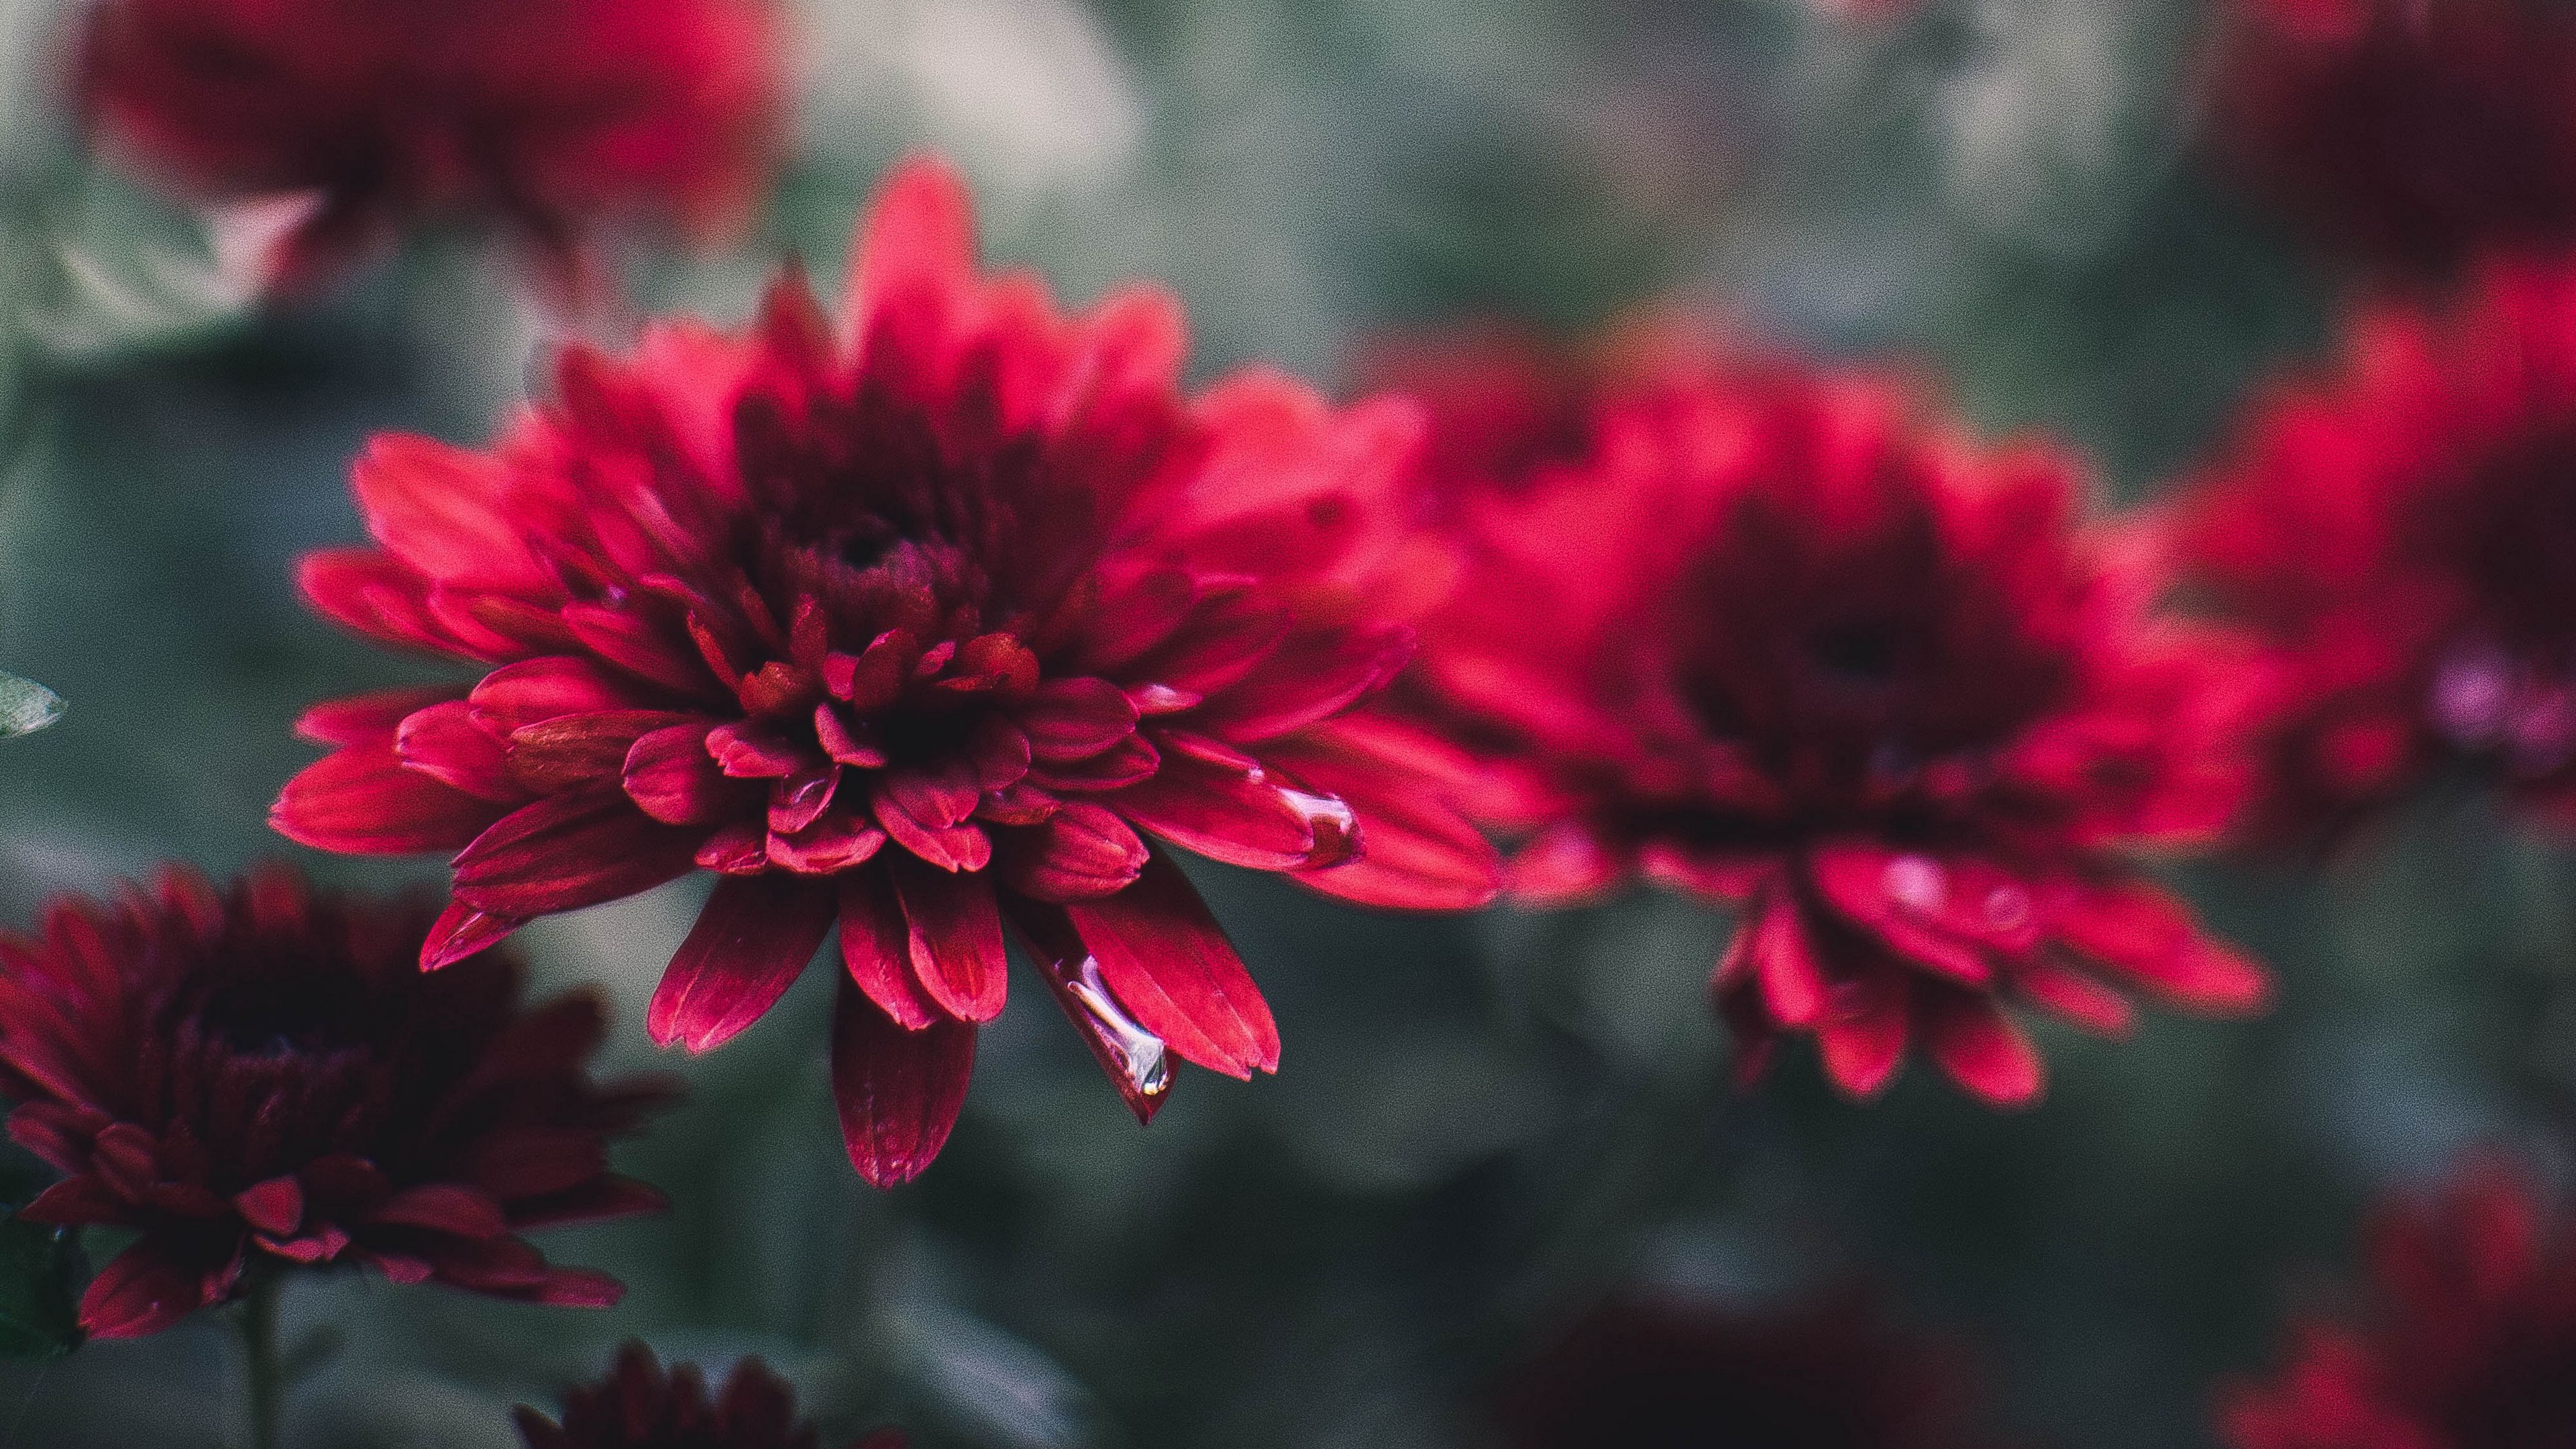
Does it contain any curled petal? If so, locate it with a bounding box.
[996,802,1148,902]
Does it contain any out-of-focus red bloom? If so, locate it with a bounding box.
[76,0,782,294]
[0,865,669,1339]
[1499,1293,2003,1449]
[1384,326,2266,1107]
[2207,0,2576,277]
[2219,1160,2576,1449]
[516,1341,906,1449]
[2180,258,2576,843]
[273,154,1498,1185]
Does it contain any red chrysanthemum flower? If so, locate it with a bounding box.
[2179,258,2576,843]
[1498,1293,2004,1449]
[76,0,782,294]
[1384,327,2267,1106]
[0,864,671,1340]
[272,154,1499,1185]
[2218,1159,2576,1449]
[2206,0,2576,278]
[516,1341,905,1449]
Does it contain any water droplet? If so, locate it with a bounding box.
[1881,854,1946,915]
[1062,955,1169,1099]
[1983,885,2031,932]
[1279,788,1359,868]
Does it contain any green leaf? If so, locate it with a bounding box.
[0,671,63,738]
[0,1214,84,1359]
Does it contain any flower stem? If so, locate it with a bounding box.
[238,1273,284,1449]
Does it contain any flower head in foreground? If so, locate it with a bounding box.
[76,0,782,294]
[1390,328,2266,1106]
[274,154,1498,1185]
[1500,1293,2002,1449]
[2219,1160,2576,1449]
[517,1341,905,1449]
[0,865,669,1338]
[2207,0,2576,277]
[2180,258,2576,844]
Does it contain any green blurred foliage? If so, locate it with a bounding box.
[0,1,2561,1447]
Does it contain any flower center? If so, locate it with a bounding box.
[193,969,382,1059]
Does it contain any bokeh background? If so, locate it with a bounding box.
[0,1,2554,1445]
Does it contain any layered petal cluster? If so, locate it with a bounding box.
[2219,1161,2576,1449]
[2206,0,2576,277]
[1385,328,2267,1106]
[275,155,1497,1185]
[2180,258,2576,843]
[517,1341,904,1449]
[77,0,782,292]
[0,865,669,1338]
[1499,1293,2002,1449]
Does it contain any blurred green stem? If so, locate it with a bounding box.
[238,1273,282,1449]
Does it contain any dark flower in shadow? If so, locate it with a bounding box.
[2220,1159,2576,1449]
[2206,0,2576,277]
[0,864,672,1338]
[517,1342,904,1449]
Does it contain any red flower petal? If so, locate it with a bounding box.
[1192,625,1413,742]
[354,434,550,592]
[422,901,525,971]
[451,792,702,917]
[394,700,518,802]
[272,740,499,855]
[849,154,976,347]
[508,710,693,792]
[840,871,943,1030]
[1017,677,1140,760]
[1109,741,1354,871]
[1923,994,2043,1108]
[830,977,975,1187]
[2057,880,2271,1014]
[624,722,749,824]
[233,1176,304,1237]
[1065,851,1278,1079]
[888,856,1008,1024]
[646,873,836,1051]
[80,1240,208,1339]
[372,1183,509,1239]
[295,685,465,746]
[1815,974,1910,1098]
[469,656,653,735]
